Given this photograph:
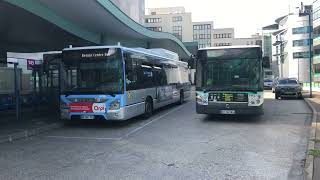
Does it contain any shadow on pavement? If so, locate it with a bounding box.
[202,114,263,123]
[63,101,186,129]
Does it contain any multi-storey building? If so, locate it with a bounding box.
[145,7,193,42]
[145,7,214,48]
[272,6,312,82]
[192,22,214,48]
[232,34,263,46]
[212,28,234,46]
[314,0,320,82]
[262,25,279,78]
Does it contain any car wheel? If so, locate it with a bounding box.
[275,93,279,100]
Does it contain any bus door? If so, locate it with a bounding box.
[47,63,60,110]
[155,67,173,103]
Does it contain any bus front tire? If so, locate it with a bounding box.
[144,98,153,118]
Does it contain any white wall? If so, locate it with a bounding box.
[212,28,234,46]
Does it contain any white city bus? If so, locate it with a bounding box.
[196,45,264,115]
[59,46,191,121]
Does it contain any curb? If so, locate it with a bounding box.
[304,98,317,180]
[0,123,63,144]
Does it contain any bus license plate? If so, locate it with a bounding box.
[80,115,95,120]
[220,110,235,115]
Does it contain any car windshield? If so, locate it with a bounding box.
[264,79,273,82]
[278,79,298,85]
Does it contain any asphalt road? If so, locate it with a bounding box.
[0,92,312,180]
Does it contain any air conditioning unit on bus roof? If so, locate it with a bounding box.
[133,48,180,61]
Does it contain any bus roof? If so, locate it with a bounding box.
[63,45,187,67]
[199,45,261,51]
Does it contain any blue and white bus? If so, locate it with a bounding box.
[59,46,191,121]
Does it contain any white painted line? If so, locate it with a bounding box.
[46,136,122,141]
[124,102,189,138]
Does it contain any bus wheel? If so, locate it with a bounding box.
[179,90,184,105]
[144,98,153,118]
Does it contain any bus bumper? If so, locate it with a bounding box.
[60,108,129,121]
[196,103,263,115]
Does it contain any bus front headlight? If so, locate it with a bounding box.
[109,100,120,110]
[196,92,208,105]
[248,93,264,106]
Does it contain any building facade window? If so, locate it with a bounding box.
[145,18,162,23]
[173,26,182,41]
[293,39,312,46]
[214,43,232,47]
[213,33,232,39]
[293,51,311,58]
[315,64,320,74]
[292,27,311,34]
[193,24,212,48]
[172,16,183,22]
[147,27,162,32]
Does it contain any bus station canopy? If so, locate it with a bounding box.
[0,0,192,60]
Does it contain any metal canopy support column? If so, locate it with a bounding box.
[13,62,21,121]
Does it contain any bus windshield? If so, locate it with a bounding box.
[62,48,123,95]
[205,58,260,91]
[196,47,262,91]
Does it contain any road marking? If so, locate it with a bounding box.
[124,102,189,138]
[45,136,122,141]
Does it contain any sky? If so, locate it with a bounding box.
[145,0,313,38]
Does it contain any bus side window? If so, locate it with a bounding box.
[125,53,138,90]
[160,68,168,86]
[151,65,167,86]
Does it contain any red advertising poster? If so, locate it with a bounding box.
[69,103,93,113]
[69,103,106,113]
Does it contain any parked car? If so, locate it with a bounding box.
[274,78,303,99]
[264,79,273,90]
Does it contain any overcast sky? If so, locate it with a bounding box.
[145,0,312,38]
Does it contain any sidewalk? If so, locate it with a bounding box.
[304,91,320,180]
[0,108,62,144]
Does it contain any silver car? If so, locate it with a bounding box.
[264,79,273,90]
[274,78,303,99]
